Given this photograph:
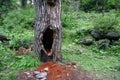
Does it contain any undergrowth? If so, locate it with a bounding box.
[0,8,39,80]
[62,10,120,80]
[0,45,39,80]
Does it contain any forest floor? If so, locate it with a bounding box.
[16,61,93,80]
[16,61,120,80]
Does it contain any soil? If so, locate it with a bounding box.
[16,61,93,80]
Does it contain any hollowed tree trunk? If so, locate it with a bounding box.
[34,0,62,62]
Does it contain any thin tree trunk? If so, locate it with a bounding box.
[21,0,27,9]
[34,0,62,62]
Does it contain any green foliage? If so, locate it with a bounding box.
[107,40,120,56]
[62,0,73,12]
[0,0,30,14]
[93,10,120,32]
[0,45,39,80]
[0,46,14,71]
[0,8,38,80]
[0,71,17,80]
[79,0,120,12]
[1,8,35,30]
[0,0,13,13]
[0,8,35,49]
[62,0,120,12]
[9,30,34,49]
[10,55,39,70]
[62,12,78,29]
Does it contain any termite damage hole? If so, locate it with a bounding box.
[42,28,53,55]
[47,0,56,7]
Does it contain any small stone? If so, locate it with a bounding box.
[73,65,77,68]
[80,38,93,45]
[34,71,41,75]
[35,72,47,79]
[24,72,30,75]
[78,49,83,54]
[41,77,47,80]
[40,72,47,77]
[67,73,69,76]
[44,67,49,72]
[28,75,32,78]
[36,74,43,79]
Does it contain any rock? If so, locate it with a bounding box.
[24,72,30,75]
[106,31,120,41]
[33,71,41,75]
[98,39,110,50]
[40,77,47,80]
[35,74,43,79]
[90,28,106,40]
[35,72,47,79]
[77,49,83,54]
[80,38,93,46]
[40,72,47,77]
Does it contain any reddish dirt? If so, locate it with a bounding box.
[16,61,93,80]
[46,49,51,54]
[36,61,73,80]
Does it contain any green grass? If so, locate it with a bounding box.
[0,8,39,80]
[62,10,120,80]
[0,45,40,80]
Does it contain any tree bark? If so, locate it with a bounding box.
[34,0,62,62]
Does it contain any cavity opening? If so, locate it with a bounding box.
[42,28,53,54]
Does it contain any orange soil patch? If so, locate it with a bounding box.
[36,61,73,80]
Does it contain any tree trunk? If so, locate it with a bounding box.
[34,0,62,62]
[21,0,27,9]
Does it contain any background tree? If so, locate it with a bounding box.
[21,0,27,9]
[0,0,12,13]
[34,0,62,62]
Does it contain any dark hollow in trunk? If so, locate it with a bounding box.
[42,28,53,54]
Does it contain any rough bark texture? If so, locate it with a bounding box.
[34,0,62,62]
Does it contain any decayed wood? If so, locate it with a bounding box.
[34,0,62,62]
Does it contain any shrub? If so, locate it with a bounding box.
[1,8,35,30]
[62,12,78,29]
[8,30,34,49]
[93,11,119,32]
